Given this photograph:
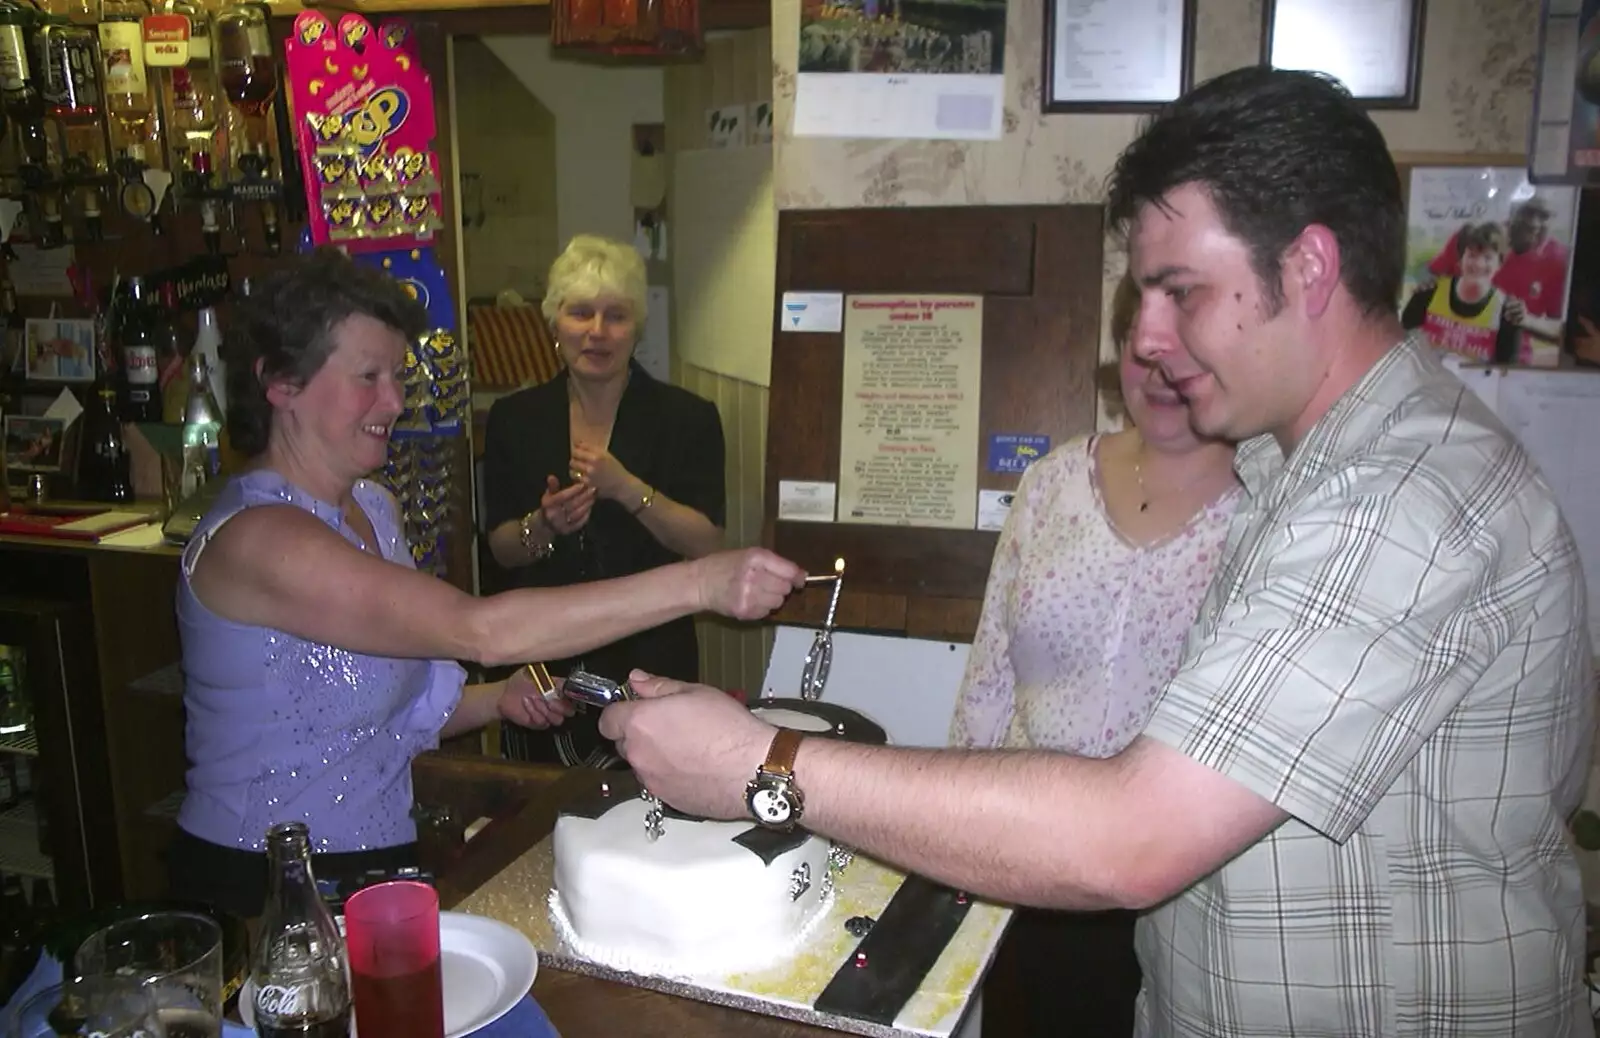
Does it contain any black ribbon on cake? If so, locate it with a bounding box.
[814,876,975,1026]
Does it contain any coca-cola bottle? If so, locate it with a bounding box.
[116,277,162,422]
[251,822,351,1038]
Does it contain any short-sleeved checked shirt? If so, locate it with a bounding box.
[1136,336,1595,1038]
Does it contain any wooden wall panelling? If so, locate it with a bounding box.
[664,28,776,696]
[766,205,1104,639]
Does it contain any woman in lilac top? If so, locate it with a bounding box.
[169,249,805,916]
[950,278,1242,1036]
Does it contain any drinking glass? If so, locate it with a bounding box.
[75,910,224,1038]
[6,974,164,1038]
[343,880,444,1038]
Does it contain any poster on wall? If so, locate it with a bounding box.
[837,294,983,529]
[793,0,1007,140]
[1400,167,1578,367]
[1565,189,1600,365]
[1530,0,1600,184]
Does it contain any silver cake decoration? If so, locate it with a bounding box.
[641,788,666,842]
[788,861,812,901]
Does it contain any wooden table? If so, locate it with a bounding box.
[418,756,847,1038]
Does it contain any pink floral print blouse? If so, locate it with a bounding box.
[949,436,1241,758]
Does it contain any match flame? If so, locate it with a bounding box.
[834,557,845,574]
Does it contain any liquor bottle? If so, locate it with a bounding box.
[0,279,22,379]
[192,304,223,412]
[80,381,133,501]
[0,871,35,1009]
[155,281,184,417]
[251,822,352,1038]
[0,1,48,170]
[212,0,274,160]
[0,872,30,955]
[179,348,220,498]
[0,646,24,734]
[98,0,152,163]
[35,18,103,171]
[147,0,218,177]
[116,277,162,423]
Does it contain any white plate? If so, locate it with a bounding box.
[240,912,538,1038]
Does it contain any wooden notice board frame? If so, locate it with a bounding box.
[764,205,1106,641]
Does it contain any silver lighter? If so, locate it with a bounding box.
[558,669,663,840]
[562,668,637,708]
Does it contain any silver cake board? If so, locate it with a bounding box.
[453,835,1011,1037]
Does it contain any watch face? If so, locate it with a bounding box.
[750,786,793,826]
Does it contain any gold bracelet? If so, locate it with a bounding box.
[631,487,656,516]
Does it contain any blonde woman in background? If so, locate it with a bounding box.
[950,277,1242,1036]
[483,235,727,768]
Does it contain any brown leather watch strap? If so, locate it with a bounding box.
[762,727,804,778]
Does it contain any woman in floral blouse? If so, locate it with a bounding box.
[951,277,1242,1036]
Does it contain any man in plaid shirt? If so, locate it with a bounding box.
[601,67,1596,1036]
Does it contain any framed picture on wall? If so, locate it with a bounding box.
[1261,0,1426,109]
[4,414,67,473]
[1528,0,1600,184]
[1042,0,1194,113]
[1399,164,1578,368]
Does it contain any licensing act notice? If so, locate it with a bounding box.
[837,295,983,529]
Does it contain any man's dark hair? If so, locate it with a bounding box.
[1106,67,1404,317]
[222,247,429,457]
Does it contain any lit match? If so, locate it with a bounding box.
[804,558,848,583]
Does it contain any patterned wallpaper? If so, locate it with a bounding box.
[771,0,1542,378]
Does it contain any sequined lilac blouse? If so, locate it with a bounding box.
[175,470,464,853]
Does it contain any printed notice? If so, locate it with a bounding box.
[837,294,983,529]
[778,479,837,522]
[977,489,1014,532]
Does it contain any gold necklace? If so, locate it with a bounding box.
[1133,445,1227,514]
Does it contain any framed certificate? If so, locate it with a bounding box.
[1262,0,1426,109]
[1043,0,1195,113]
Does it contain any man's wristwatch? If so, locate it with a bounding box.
[745,727,805,830]
[519,510,554,560]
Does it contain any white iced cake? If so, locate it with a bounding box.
[549,792,835,979]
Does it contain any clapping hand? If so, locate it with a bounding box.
[541,474,597,537]
[570,442,635,503]
[693,548,806,620]
[499,666,577,729]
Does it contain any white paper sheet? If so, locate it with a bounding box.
[778,292,843,333]
[794,72,1003,140]
[976,488,1013,532]
[1491,370,1600,647]
[777,479,837,522]
[8,243,75,297]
